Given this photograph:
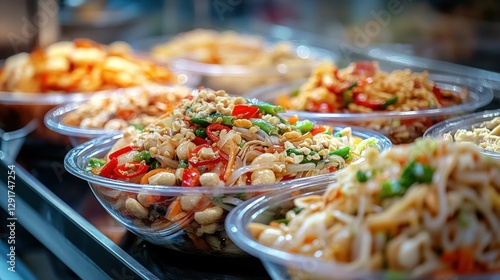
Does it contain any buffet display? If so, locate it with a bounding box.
[1,28,498,279]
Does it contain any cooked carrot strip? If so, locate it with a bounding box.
[139,168,175,184]
[166,199,183,221]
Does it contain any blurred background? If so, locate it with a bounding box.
[1,0,499,71]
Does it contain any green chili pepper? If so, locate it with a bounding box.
[86,158,105,171]
[381,97,398,109]
[178,159,188,168]
[246,99,285,116]
[191,113,234,127]
[134,150,151,164]
[195,128,207,138]
[329,146,351,159]
[296,120,313,134]
[252,119,279,135]
[190,116,210,126]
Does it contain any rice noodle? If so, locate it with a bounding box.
[251,139,500,277]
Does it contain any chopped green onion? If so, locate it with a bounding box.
[334,131,343,138]
[291,89,300,97]
[149,160,161,170]
[178,159,188,168]
[134,150,151,164]
[86,158,105,171]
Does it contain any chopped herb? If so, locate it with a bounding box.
[334,131,343,137]
[291,89,300,97]
[86,158,105,171]
[134,150,151,164]
[178,159,188,168]
[380,180,405,199]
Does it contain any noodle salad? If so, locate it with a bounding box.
[87,88,380,253]
[250,139,500,278]
[90,88,378,186]
[278,61,466,113]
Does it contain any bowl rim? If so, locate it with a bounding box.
[64,127,392,196]
[44,84,194,138]
[225,184,500,279]
[246,74,494,121]
[424,109,500,159]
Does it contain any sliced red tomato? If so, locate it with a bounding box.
[108,145,134,160]
[352,61,376,77]
[206,123,231,142]
[353,93,384,110]
[182,167,200,187]
[99,158,118,178]
[113,162,149,179]
[305,101,335,113]
[232,104,259,119]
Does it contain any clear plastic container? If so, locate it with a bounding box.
[0,89,109,144]
[225,184,500,280]
[246,74,493,144]
[44,85,193,146]
[424,109,500,159]
[64,128,391,256]
[134,34,336,96]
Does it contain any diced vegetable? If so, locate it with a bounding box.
[329,146,351,159]
[178,159,188,168]
[113,162,149,179]
[195,128,207,138]
[232,104,259,119]
[109,145,134,160]
[206,123,231,142]
[296,120,313,134]
[98,157,118,178]
[182,167,200,187]
[87,158,105,171]
[134,150,151,164]
[252,119,279,135]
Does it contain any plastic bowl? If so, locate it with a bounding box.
[44,85,193,146]
[246,74,494,144]
[135,34,336,96]
[424,109,500,159]
[226,184,499,280]
[64,128,391,256]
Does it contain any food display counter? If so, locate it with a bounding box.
[1,2,500,279]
